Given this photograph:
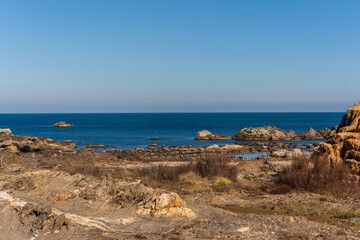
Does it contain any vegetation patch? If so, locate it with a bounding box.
[274,155,360,198]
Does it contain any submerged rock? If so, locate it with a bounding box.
[148,137,163,140]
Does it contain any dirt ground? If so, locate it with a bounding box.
[1,142,360,239]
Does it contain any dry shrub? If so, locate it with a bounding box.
[275,156,360,197]
[196,154,238,181]
[141,163,195,181]
[70,164,105,178]
[36,158,59,169]
[141,154,238,181]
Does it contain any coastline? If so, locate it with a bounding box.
[0,112,343,150]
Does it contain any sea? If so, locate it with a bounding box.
[0,113,344,150]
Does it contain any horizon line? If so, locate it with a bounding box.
[0,111,346,114]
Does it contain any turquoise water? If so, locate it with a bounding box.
[0,113,343,150]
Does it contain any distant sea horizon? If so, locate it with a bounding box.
[0,112,344,150]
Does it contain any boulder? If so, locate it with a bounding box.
[138,192,195,217]
[317,102,360,172]
[0,128,12,135]
[53,122,73,127]
[195,130,231,140]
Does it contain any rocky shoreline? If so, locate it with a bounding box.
[2,104,360,239]
[196,126,335,141]
[0,126,319,162]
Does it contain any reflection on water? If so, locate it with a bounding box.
[233,152,269,159]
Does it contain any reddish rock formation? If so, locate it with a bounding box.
[318,102,360,171]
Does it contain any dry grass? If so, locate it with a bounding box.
[69,164,105,178]
[141,163,195,181]
[141,154,237,182]
[196,154,238,181]
[139,154,238,193]
[274,155,360,197]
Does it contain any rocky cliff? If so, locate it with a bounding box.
[318,102,360,171]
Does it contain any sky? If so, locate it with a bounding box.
[0,0,359,113]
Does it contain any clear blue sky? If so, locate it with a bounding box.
[1,0,359,113]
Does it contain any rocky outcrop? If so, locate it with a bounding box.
[195,130,231,140]
[232,126,298,141]
[0,168,195,218]
[317,102,360,171]
[232,126,334,141]
[337,102,360,132]
[0,128,12,135]
[0,135,76,153]
[53,121,74,127]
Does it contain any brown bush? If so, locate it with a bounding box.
[275,156,360,197]
[69,164,105,178]
[141,154,238,181]
[141,163,195,181]
[196,154,238,181]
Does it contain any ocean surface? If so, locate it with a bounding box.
[0,113,344,150]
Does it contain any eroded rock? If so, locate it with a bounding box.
[317,102,360,171]
[0,128,12,136]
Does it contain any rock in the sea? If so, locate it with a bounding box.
[53,121,74,127]
[86,144,107,148]
[318,128,335,139]
[317,102,360,172]
[233,126,328,141]
[148,137,163,140]
[303,128,323,140]
[0,128,12,135]
[287,130,300,140]
[232,126,292,141]
[195,130,231,140]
